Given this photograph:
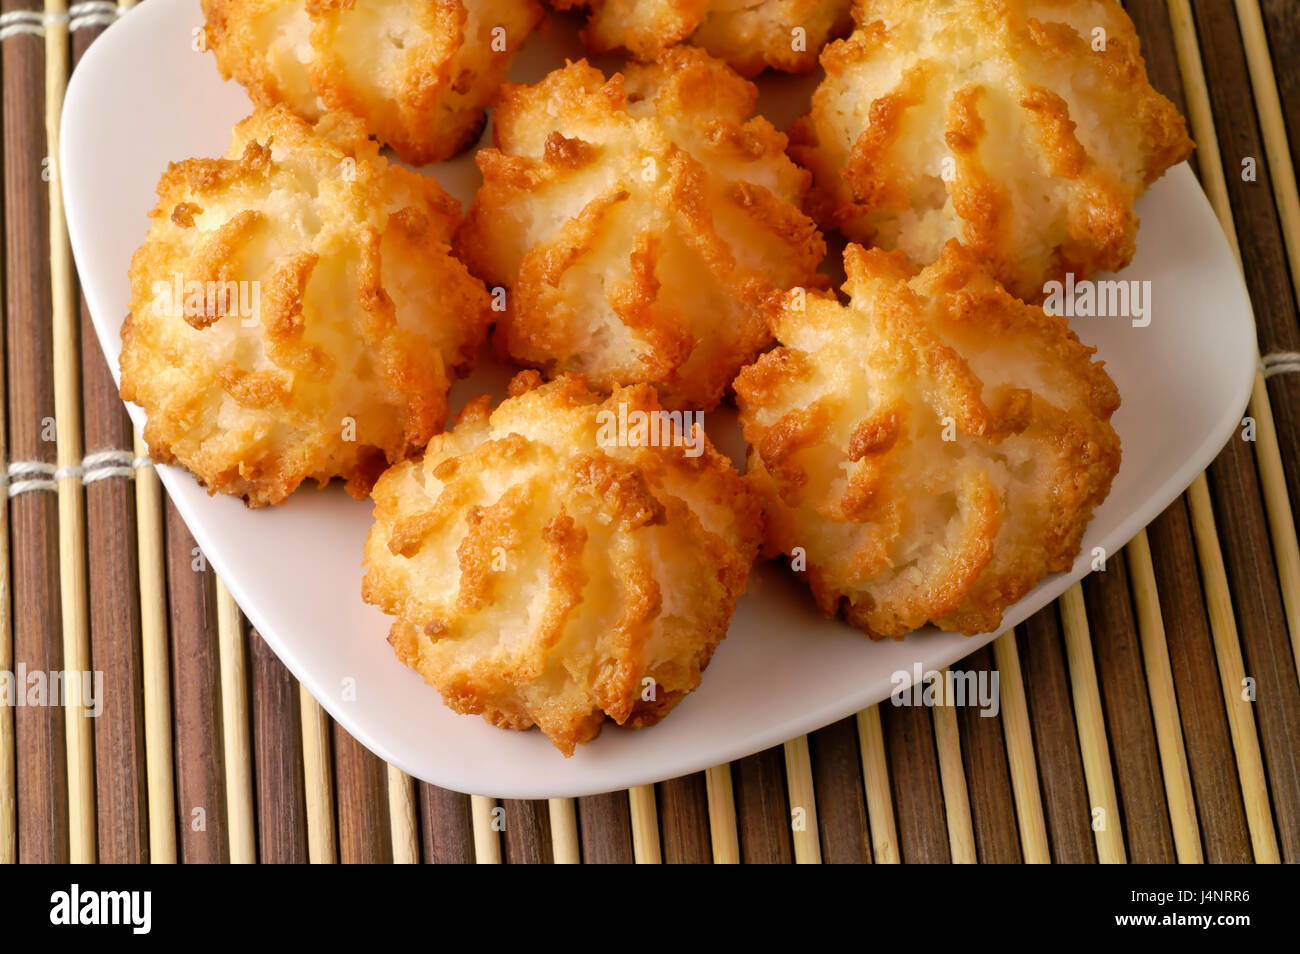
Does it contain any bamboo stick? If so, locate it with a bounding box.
[704,764,739,863]
[298,687,336,863]
[628,785,662,863]
[930,673,977,863]
[1235,0,1300,689]
[548,798,580,863]
[855,705,899,863]
[245,630,305,861]
[1187,476,1280,862]
[1059,586,1127,863]
[782,736,822,863]
[1126,530,1203,863]
[992,632,1051,863]
[215,579,255,862]
[470,795,501,863]
[386,765,419,864]
[44,0,96,864]
[0,446,10,864]
[134,434,175,863]
[0,249,10,864]
[1167,0,1281,863]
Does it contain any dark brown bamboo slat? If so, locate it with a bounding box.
[331,722,392,863]
[954,646,1021,863]
[502,800,551,864]
[69,18,147,866]
[880,700,949,863]
[655,775,711,864]
[1016,612,1095,863]
[808,718,871,863]
[419,784,474,863]
[576,792,634,863]
[730,747,793,864]
[3,2,67,864]
[1192,0,1300,862]
[1224,3,1300,525]
[163,501,227,862]
[1204,438,1300,857]
[1146,502,1253,862]
[1082,553,1176,862]
[248,630,306,863]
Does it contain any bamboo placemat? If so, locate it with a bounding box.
[2,0,1298,864]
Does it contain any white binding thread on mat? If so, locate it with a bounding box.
[4,451,153,497]
[1262,351,1300,379]
[0,3,124,40]
[6,461,57,497]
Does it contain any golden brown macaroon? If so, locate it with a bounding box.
[457,48,827,411]
[549,0,852,76]
[202,0,545,164]
[120,105,492,507]
[363,371,763,755]
[789,0,1193,301]
[734,241,1121,639]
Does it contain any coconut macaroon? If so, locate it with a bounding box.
[201,0,545,164]
[120,106,492,507]
[457,48,826,411]
[363,372,763,755]
[789,0,1193,301]
[550,0,852,76]
[734,242,1121,639]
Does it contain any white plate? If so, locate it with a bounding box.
[62,0,1257,798]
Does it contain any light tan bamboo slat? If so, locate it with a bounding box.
[548,798,580,863]
[298,688,337,863]
[1187,477,1280,862]
[0,534,10,863]
[386,765,418,863]
[1126,530,1203,863]
[704,764,739,863]
[1236,0,1300,689]
[470,796,501,863]
[855,705,898,863]
[1105,0,1198,863]
[628,785,662,863]
[0,440,10,863]
[0,278,10,866]
[992,632,1051,863]
[215,579,255,862]
[44,0,96,864]
[783,736,822,863]
[111,0,186,865]
[1167,0,1281,863]
[1059,586,1127,863]
[112,0,174,872]
[931,673,976,863]
[135,434,176,863]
